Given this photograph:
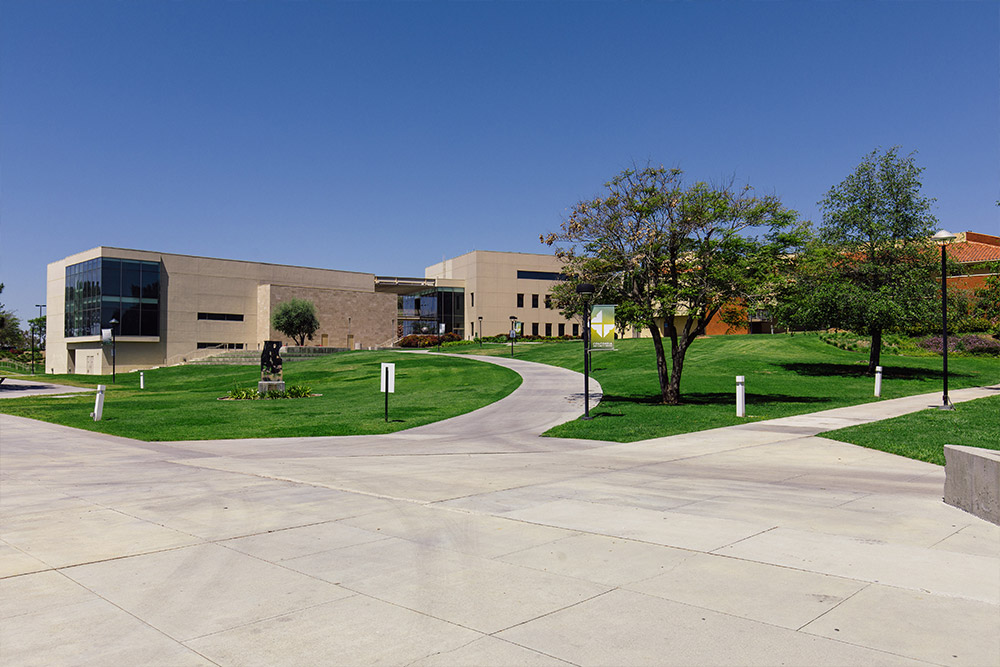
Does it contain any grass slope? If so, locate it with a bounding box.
[449,335,1000,442]
[0,351,521,441]
[821,394,1000,465]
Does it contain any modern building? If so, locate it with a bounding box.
[424,250,581,340]
[46,246,581,375]
[47,247,397,375]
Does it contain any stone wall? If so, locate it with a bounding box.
[265,284,396,350]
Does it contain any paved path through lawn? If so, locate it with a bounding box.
[1,355,997,666]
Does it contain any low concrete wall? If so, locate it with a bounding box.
[944,445,1000,525]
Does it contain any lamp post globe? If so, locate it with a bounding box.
[932,230,958,410]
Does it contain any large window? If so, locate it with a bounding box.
[397,287,465,338]
[65,258,160,337]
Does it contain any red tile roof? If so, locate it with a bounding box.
[950,232,1000,264]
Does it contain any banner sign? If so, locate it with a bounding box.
[514,321,523,337]
[101,328,113,345]
[590,305,616,350]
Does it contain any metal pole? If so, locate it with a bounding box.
[941,243,952,409]
[112,329,116,384]
[384,365,389,422]
[30,323,35,375]
[582,299,592,420]
[478,317,483,348]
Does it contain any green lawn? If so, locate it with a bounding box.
[0,351,521,441]
[448,334,1000,442]
[822,394,1000,465]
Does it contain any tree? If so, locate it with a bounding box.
[543,165,800,405]
[0,283,26,349]
[772,147,938,373]
[974,263,1000,335]
[271,299,320,346]
[28,315,46,350]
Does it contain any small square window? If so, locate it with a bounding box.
[545,323,552,337]
[531,294,539,308]
[531,322,539,336]
[516,293,524,308]
[573,323,580,337]
[544,294,552,309]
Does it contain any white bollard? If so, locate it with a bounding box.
[92,385,106,421]
[140,372,145,389]
[874,366,882,397]
[736,375,746,417]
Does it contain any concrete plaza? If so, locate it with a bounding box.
[1,356,998,666]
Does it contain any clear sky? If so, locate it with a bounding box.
[2,0,997,323]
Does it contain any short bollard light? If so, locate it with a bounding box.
[736,375,746,418]
[92,385,106,422]
[874,366,882,398]
[140,371,145,390]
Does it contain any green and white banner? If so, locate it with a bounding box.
[590,305,615,350]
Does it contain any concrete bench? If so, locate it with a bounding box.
[944,445,1000,525]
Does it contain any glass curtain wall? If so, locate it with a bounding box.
[65,258,161,337]
[397,287,464,337]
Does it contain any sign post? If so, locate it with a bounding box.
[736,376,746,417]
[381,362,395,422]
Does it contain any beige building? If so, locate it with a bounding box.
[426,250,580,339]
[47,247,397,375]
[47,247,579,375]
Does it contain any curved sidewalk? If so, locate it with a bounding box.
[1,359,997,666]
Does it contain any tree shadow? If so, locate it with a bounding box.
[599,392,832,406]
[777,362,974,381]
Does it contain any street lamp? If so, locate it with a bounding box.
[109,317,119,384]
[34,304,45,374]
[509,315,517,357]
[30,321,35,375]
[478,316,483,348]
[932,230,958,410]
[576,283,595,420]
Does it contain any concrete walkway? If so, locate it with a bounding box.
[1,357,997,666]
[0,377,92,399]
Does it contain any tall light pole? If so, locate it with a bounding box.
[478,316,483,348]
[109,317,119,384]
[576,283,595,420]
[30,321,35,375]
[932,230,957,410]
[34,304,45,374]
[509,315,517,357]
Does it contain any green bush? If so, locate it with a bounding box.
[225,384,313,400]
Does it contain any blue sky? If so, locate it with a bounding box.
[2,1,997,323]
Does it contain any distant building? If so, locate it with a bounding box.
[945,231,1000,292]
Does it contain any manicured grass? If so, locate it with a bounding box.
[821,394,1000,465]
[0,351,521,441]
[449,335,1000,442]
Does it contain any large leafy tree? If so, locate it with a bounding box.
[271,299,320,346]
[773,147,938,373]
[543,165,800,405]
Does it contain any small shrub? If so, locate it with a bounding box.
[919,334,1000,356]
[227,385,260,400]
[959,335,1000,356]
[285,385,313,398]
